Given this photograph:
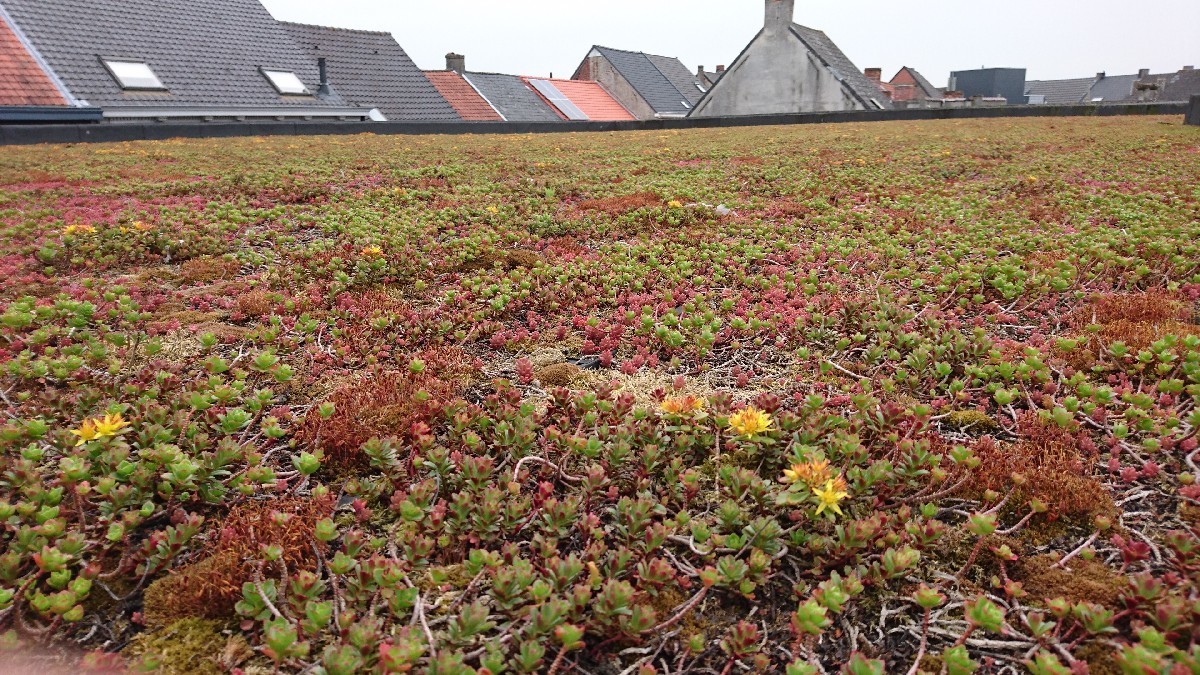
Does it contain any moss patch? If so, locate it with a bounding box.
[1017,554,1125,607]
[943,410,1000,435]
[535,363,582,388]
[123,619,236,675]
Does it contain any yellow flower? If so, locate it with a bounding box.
[133,220,153,232]
[361,245,383,258]
[63,224,96,236]
[93,413,131,439]
[70,419,101,447]
[661,396,705,415]
[814,479,849,517]
[487,206,500,214]
[782,459,832,487]
[667,200,684,209]
[728,407,773,437]
[70,413,130,446]
[1027,176,1038,183]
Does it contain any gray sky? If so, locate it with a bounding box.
[261,0,1199,85]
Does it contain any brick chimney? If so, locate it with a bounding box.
[1138,68,1150,79]
[446,53,465,73]
[765,0,795,34]
[1096,72,1106,80]
[697,65,705,78]
[717,65,725,73]
[865,68,882,83]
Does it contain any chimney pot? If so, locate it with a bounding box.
[697,65,705,77]
[1138,68,1150,79]
[317,57,332,97]
[764,0,795,33]
[1096,72,1105,79]
[446,52,466,73]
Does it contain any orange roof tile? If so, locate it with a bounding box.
[425,70,502,121]
[0,15,65,106]
[523,78,635,122]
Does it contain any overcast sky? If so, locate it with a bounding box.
[261,0,1199,85]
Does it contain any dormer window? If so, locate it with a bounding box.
[102,60,166,91]
[262,69,310,95]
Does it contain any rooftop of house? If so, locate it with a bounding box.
[0,0,352,110]
[0,11,65,106]
[1024,77,1096,105]
[584,45,702,115]
[789,24,892,110]
[461,71,563,123]
[892,66,940,99]
[279,22,458,122]
[1087,74,1136,102]
[524,77,635,122]
[424,69,502,121]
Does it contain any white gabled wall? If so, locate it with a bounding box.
[690,29,864,118]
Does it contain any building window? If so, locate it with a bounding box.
[102,60,166,91]
[262,69,310,95]
[870,98,884,109]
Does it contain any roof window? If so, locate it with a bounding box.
[102,60,166,91]
[262,69,310,95]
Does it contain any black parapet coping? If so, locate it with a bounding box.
[1186,96,1200,127]
[0,102,1190,146]
[0,106,103,124]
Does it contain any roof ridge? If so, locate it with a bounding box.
[640,52,694,105]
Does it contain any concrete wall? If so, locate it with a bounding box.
[574,56,655,121]
[690,30,863,118]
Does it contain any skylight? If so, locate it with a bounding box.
[102,60,166,91]
[262,69,310,95]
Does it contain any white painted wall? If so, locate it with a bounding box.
[690,29,864,117]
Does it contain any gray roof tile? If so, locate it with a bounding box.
[462,72,562,122]
[1024,77,1095,105]
[645,54,704,105]
[0,0,346,109]
[789,25,892,110]
[592,46,697,115]
[280,22,457,121]
[1087,74,1135,102]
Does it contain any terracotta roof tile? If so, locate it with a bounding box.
[425,70,502,121]
[523,78,635,122]
[0,14,65,106]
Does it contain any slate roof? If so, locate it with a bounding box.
[589,46,699,116]
[279,23,457,122]
[425,70,501,121]
[1087,74,1135,102]
[0,0,348,109]
[789,24,892,110]
[645,54,704,105]
[0,12,65,106]
[524,78,635,121]
[463,72,562,122]
[1162,69,1200,102]
[1024,77,1095,105]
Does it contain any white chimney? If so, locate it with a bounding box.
[765,0,795,34]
